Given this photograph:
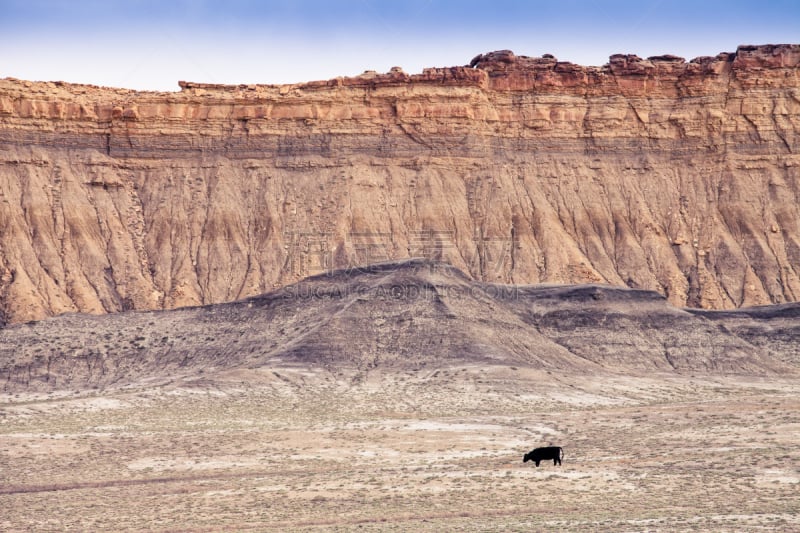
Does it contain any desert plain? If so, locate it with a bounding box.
[1,367,799,531]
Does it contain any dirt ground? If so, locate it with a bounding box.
[1,365,798,532]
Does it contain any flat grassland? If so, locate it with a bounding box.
[1,366,798,532]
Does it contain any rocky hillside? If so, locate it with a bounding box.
[1,259,796,391]
[1,44,799,323]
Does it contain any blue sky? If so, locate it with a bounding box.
[1,0,798,91]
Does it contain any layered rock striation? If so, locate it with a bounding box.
[1,44,799,323]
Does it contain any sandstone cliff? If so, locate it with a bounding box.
[1,44,799,323]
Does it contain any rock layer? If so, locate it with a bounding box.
[1,44,799,323]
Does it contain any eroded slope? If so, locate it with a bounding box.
[0,260,796,392]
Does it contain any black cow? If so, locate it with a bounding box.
[523,446,563,467]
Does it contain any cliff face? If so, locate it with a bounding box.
[1,44,799,323]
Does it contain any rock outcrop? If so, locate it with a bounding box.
[1,44,799,323]
[1,260,797,391]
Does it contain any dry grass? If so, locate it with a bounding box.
[1,366,798,531]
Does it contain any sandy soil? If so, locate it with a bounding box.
[1,366,798,531]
